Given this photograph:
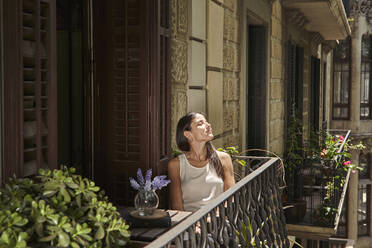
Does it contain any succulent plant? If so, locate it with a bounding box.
[0,166,130,248]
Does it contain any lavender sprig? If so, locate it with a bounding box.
[137,168,145,185]
[129,168,170,191]
[129,177,140,190]
[152,176,170,190]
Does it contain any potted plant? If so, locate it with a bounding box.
[0,166,130,248]
[282,114,307,223]
[312,133,365,226]
[129,168,170,216]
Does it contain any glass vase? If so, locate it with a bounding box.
[134,189,159,216]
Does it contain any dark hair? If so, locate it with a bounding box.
[176,112,224,179]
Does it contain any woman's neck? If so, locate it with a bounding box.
[187,142,207,162]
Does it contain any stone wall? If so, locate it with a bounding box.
[170,0,189,149]
[221,0,241,148]
[269,0,285,155]
[170,0,242,151]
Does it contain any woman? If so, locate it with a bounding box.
[168,112,235,212]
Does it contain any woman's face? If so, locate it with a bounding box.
[185,113,213,142]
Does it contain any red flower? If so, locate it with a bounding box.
[344,161,351,166]
[339,135,344,141]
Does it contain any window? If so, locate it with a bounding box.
[333,38,351,119]
[358,153,371,236]
[361,35,372,119]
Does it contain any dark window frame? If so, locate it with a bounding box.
[358,153,372,237]
[360,35,372,120]
[332,37,351,120]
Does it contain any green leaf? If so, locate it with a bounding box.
[58,231,70,247]
[60,187,71,203]
[43,190,57,197]
[39,234,56,242]
[71,242,80,248]
[76,194,81,208]
[36,216,46,223]
[95,225,105,240]
[1,231,10,244]
[48,214,59,225]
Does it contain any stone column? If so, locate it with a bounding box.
[350,17,362,131]
[347,15,363,241]
[347,150,359,240]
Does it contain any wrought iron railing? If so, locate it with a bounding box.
[286,130,352,239]
[146,157,289,248]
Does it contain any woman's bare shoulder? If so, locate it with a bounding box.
[216,150,231,161]
[168,156,181,168]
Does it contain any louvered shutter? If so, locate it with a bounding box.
[3,0,57,180]
[92,0,171,206]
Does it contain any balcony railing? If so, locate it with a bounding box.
[146,157,289,248]
[286,130,352,239]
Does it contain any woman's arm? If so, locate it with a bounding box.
[218,151,235,191]
[168,158,184,210]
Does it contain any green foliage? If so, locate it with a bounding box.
[217,146,247,166]
[0,166,130,248]
[235,215,271,247]
[283,115,304,201]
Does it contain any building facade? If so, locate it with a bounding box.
[328,0,372,247]
[0,2,359,245]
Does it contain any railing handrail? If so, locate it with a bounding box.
[333,130,351,230]
[334,168,351,230]
[146,157,280,248]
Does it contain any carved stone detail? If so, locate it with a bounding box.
[171,39,188,84]
[286,9,308,29]
[223,102,239,131]
[171,89,187,149]
[223,76,239,101]
[177,0,188,34]
[224,0,236,12]
[170,0,188,36]
[170,0,178,37]
[223,43,239,72]
[352,0,372,21]
[224,13,238,43]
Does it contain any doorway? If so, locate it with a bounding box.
[91,0,171,206]
[247,25,267,150]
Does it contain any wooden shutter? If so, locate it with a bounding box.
[153,0,171,174]
[247,25,266,150]
[92,0,171,206]
[92,0,147,205]
[3,0,57,181]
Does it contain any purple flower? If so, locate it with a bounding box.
[152,176,170,190]
[129,177,140,190]
[145,169,152,182]
[144,180,152,191]
[129,168,170,191]
[137,168,145,185]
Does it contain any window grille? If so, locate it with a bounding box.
[361,35,372,119]
[332,38,351,119]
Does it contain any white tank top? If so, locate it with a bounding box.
[179,153,224,212]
